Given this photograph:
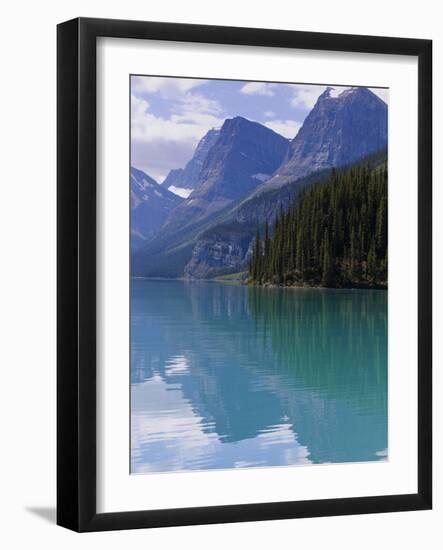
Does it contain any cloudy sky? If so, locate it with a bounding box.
[131,75,388,183]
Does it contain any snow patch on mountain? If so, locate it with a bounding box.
[327,86,347,98]
[252,173,271,182]
[168,186,193,198]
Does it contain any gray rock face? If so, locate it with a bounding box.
[196,117,289,201]
[163,128,221,192]
[184,224,253,279]
[162,168,184,188]
[131,166,183,250]
[261,86,387,191]
[184,240,246,279]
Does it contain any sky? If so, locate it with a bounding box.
[131,76,389,183]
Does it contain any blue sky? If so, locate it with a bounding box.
[131,76,388,182]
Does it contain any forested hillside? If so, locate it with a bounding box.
[249,162,387,288]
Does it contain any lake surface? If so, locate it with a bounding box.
[131,279,387,474]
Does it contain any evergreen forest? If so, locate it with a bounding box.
[249,161,387,288]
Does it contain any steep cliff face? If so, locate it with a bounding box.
[184,240,247,279]
[162,168,184,188]
[261,86,388,192]
[194,117,289,202]
[162,128,221,197]
[184,223,254,279]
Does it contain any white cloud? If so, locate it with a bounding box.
[290,85,327,109]
[264,110,275,118]
[292,84,359,108]
[370,88,389,103]
[131,76,206,99]
[290,84,389,110]
[171,93,223,122]
[131,93,225,181]
[131,375,311,474]
[131,94,223,144]
[240,82,275,96]
[132,140,195,183]
[264,119,302,139]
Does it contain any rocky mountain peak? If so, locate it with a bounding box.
[192,117,289,204]
[260,86,387,191]
[134,118,289,265]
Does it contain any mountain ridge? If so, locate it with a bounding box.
[131,166,183,251]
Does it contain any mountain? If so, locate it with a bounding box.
[131,167,183,251]
[162,168,184,191]
[161,117,289,231]
[260,86,387,192]
[132,118,289,276]
[162,128,221,197]
[133,88,387,278]
[184,150,387,278]
[182,87,388,278]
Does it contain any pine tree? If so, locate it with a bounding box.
[264,221,270,281]
[251,228,261,282]
[321,230,333,286]
[367,239,376,284]
[349,226,357,281]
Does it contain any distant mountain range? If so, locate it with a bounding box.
[131,167,183,251]
[131,86,388,278]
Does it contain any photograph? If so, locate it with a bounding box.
[130,75,389,474]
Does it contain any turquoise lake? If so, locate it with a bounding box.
[130,279,387,474]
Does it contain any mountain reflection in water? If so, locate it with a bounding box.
[131,280,387,474]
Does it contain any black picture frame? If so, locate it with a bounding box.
[57,17,432,532]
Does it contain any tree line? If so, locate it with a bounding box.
[249,161,387,288]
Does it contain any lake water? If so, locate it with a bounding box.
[131,279,387,474]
